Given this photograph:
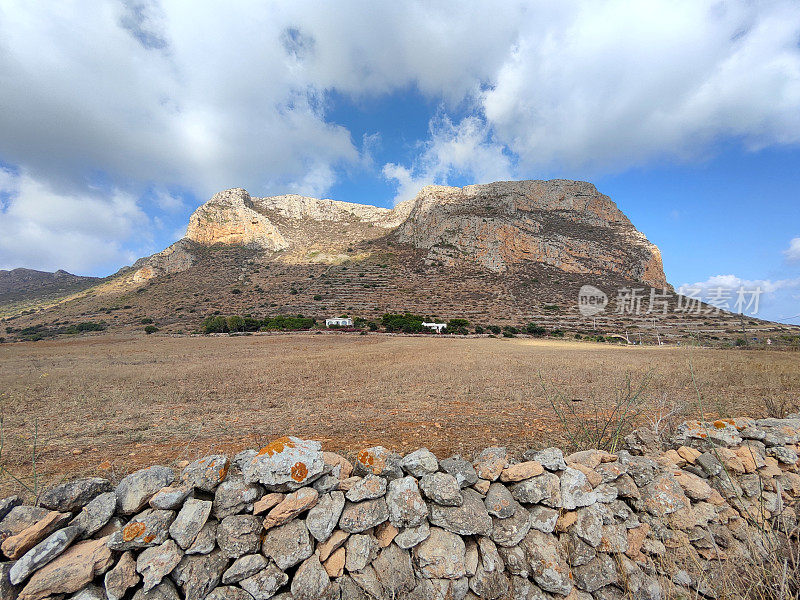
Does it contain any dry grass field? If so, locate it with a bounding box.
[1,332,798,496]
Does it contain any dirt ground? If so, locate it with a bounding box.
[1,332,798,495]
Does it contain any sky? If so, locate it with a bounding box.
[0,1,798,323]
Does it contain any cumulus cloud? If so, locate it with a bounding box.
[679,274,800,322]
[383,115,513,203]
[0,168,149,274]
[1,0,799,272]
[784,237,800,262]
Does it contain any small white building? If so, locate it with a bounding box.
[422,322,447,333]
[326,317,353,327]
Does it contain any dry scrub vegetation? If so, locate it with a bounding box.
[0,333,798,496]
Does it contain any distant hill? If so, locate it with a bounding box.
[0,268,101,315]
[1,180,797,346]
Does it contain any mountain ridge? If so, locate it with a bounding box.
[128,179,667,289]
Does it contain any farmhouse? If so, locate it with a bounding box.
[325,317,353,327]
[422,321,447,333]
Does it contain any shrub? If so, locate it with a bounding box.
[488,325,501,335]
[526,322,546,336]
[226,315,245,332]
[140,318,153,324]
[202,316,228,333]
[368,322,378,331]
[231,288,242,295]
[550,329,565,337]
[313,295,322,301]
[144,325,159,334]
[474,325,484,334]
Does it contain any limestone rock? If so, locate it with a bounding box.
[524,448,567,471]
[149,486,192,511]
[344,475,387,502]
[354,446,403,480]
[39,478,112,513]
[420,472,463,506]
[221,554,267,585]
[115,467,175,515]
[204,587,253,600]
[212,475,262,520]
[137,540,183,591]
[429,489,492,536]
[521,529,572,595]
[2,511,71,560]
[185,521,217,555]
[529,505,559,534]
[440,456,479,488]
[484,483,516,518]
[170,549,229,600]
[511,472,561,506]
[345,534,379,572]
[169,499,211,549]
[262,487,319,530]
[236,436,325,491]
[104,551,139,600]
[107,509,175,550]
[373,543,415,595]
[413,527,467,579]
[473,448,508,482]
[306,491,345,542]
[401,448,439,477]
[180,455,230,492]
[500,461,544,483]
[217,515,261,559]
[0,497,21,522]
[395,521,430,549]
[130,580,180,600]
[18,537,113,600]
[70,492,117,538]
[10,525,81,585]
[0,507,50,540]
[239,563,289,600]
[261,518,313,570]
[561,468,597,510]
[291,555,331,600]
[490,501,531,547]
[339,497,389,533]
[386,476,428,528]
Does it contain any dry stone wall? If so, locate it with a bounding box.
[1,417,800,600]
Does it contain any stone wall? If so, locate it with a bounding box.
[1,417,799,600]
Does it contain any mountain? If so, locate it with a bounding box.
[129,180,666,288]
[1,180,794,345]
[0,268,101,316]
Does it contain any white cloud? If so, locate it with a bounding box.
[383,115,513,203]
[0,168,150,274]
[784,237,800,262]
[0,1,799,272]
[680,274,800,323]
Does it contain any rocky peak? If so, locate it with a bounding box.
[153,180,667,287]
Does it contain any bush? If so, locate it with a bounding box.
[226,316,245,332]
[550,329,565,337]
[231,288,242,295]
[140,318,153,324]
[474,325,484,334]
[382,313,430,333]
[488,325,502,335]
[144,325,159,334]
[526,322,546,336]
[368,322,378,331]
[313,295,322,301]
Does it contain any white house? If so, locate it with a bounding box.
[326,317,353,327]
[422,322,447,333]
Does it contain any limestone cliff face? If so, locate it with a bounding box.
[134,180,667,288]
[186,188,289,250]
[394,180,668,287]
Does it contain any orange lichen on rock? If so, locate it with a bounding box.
[218,463,229,481]
[256,436,296,458]
[122,522,146,542]
[357,450,375,467]
[291,462,308,482]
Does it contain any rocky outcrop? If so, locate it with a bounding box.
[2,416,798,600]
[394,181,667,287]
[139,180,667,287]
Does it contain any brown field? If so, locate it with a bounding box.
[1,332,798,496]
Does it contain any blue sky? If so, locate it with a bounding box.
[0,1,798,322]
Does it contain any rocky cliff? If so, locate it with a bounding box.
[133,180,667,288]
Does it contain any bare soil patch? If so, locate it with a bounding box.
[1,332,798,495]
